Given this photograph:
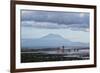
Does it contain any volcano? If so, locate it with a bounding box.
[21,34,89,49]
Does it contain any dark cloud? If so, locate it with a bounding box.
[21,10,90,31]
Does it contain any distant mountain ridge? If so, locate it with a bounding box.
[21,34,89,49]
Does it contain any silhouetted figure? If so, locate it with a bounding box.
[61,46,64,53]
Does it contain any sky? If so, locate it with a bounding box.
[21,10,90,43]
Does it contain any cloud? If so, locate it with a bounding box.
[22,21,68,29]
[21,10,90,31]
[21,21,89,32]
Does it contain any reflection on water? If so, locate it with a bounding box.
[21,48,89,63]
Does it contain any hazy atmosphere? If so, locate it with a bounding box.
[21,10,90,63]
[21,10,90,43]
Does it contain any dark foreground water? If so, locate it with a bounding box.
[21,49,89,63]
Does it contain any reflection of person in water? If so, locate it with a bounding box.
[62,46,64,53]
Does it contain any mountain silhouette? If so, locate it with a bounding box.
[21,34,88,49]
